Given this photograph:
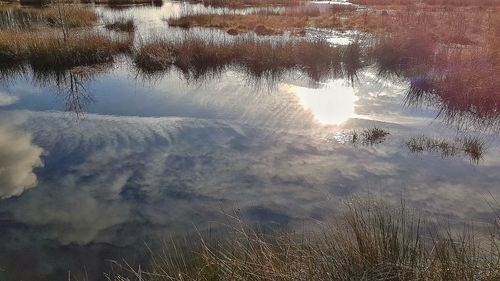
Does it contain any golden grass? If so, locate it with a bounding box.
[92,0,162,4]
[107,200,500,281]
[194,0,303,8]
[0,5,97,28]
[134,36,359,82]
[168,9,342,36]
[104,16,135,32]
[0,29,131,69]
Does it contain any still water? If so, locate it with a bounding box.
[0,1,499,280]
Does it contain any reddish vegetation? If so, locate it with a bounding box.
[351,0,500,7]
[341,1,500,122]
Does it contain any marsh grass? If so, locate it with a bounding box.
[104,16,135,32]
[195,0,302,8]
[168,7,343,36]
[0,29,132,69]
[461,136,486,163]
[406,135,486,164]
[0,5,97,29]
[134,36,361,82]
[361,127,390,145]
[106,200,500,281]
[351,0,500,7]
[341,2,500,125]
[348,127,390,145]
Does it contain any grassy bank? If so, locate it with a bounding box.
[350,0,500,7]
[192,0,303,8]
[107,200,500,281]
[134,37,363,82]
[1,0,161,5]
[168,6,351,36]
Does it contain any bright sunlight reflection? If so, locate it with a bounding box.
[282,80,358,125]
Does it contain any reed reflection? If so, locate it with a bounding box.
[134,35,365,86]
[0,63,110,117]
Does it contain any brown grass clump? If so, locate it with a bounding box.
[168,8,343,36]
[0,5,97,29]
[104,17,135,32]
[134,40,176,72]
[0,29,131,69]
[107,200,500,281]
[92,0,161,5]
[42,5,97,27]
[195,0,302,8]
[134,36,356,82]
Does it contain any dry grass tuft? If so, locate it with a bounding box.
[0,5,97,29]
[0,29,131,69]
[134,36,358,82]
[104,16,135,32]
[168,6,343,36]
[194,0,303,8]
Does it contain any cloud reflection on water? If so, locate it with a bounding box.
[0,91,18,106]
[0,62,499,280]
[0,113,43,199]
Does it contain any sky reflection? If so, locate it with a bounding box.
[0,113,43,199]
[0,65,499,280]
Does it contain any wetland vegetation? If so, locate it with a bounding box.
[108,199,500,281]
[168,6,343,36]
[134,37,363,82]
[406,135,486,164]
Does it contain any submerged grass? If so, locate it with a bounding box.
[107,200,500,281]
[406,135,486,163]
[347,127,390,145]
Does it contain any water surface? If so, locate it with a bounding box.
[0,1,499,280]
